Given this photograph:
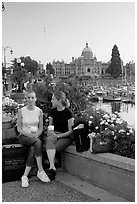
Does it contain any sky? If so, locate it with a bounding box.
[2,1,135,68]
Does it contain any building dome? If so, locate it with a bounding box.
[81,42,93,59]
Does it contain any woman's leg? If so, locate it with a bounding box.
[23,166,32,177]
[46,136,57,170]
[19,135,43,173]
[46,149,56,170]
[18,136,35,178]
[46,136,73,170]
[25,145,36,165]
[34,139,44,173]
[55,137,73,152]
[19,135,50,184]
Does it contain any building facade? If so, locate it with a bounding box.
[52,43,109,78]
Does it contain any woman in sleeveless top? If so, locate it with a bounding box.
[17,90,50,187]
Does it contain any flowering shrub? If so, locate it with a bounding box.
[2,96,18,123]
[2,96,25,125]
[78,108,135,159]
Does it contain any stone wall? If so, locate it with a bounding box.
[61,145,135,201]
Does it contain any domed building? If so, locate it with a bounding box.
[70,42,103,77]
[52,42,108,78]
[81,42,93,59]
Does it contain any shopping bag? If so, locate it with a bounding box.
[73,118,90,152]
[91,134,113,154]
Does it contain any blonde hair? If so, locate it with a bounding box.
[25,90,36,98]
[53,91,70,107]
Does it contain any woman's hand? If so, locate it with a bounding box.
[47,131,57,138]
[23,130,39,138]
[47,132,58,143]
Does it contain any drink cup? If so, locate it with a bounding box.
[47,125,54,135]
[31,126,37,133]
[48,125,54,131]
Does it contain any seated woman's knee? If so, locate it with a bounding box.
[34,138,42,149]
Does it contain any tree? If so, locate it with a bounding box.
[106,45,122,78]
[46,63,55,75]
[20,56,38,75]
[10,56,39,92]
[10,58,28,92]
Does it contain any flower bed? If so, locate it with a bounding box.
[78,107,135,159]
[2,96,18,124]
[2,96,25,144]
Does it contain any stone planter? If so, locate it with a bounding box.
[2,122,13,130]
[2,123,19,145]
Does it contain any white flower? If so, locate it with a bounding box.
[116,119,121,124]
[100,121,105,125]
[89,116,93,119]
[128,125,133,129]
[116,119,122,124]
[114,135,117,140]
[88,121,92,125]
[129,129,133,133]
[103,114,109,118]
[118,120,123,124]
[110,118,114,122]
[95,126,99,129]
[114,111,118,114]
[119,129,125,133]
[112,114,117,118]
[107,119,111,123]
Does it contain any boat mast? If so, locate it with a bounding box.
[125,66,127,85]
[121,60,123,84]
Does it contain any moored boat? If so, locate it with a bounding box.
[122,99,131,104]
[90,96,99,102]
[130,99,135,104]
[103,96,121,102]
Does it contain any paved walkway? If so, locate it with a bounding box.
[2,169,128,202]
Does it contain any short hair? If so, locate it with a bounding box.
[25,90,36,98]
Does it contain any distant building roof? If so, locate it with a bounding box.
[81,42,93,59]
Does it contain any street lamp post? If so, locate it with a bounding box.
[3,46,13,69]
[2,46,13,93]
[121,60,123,84]
[125,65,127,85]
[2,2,5,11]
[16,58,25,92]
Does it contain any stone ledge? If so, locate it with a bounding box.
[64,145,135,172]
[61,145,135,201]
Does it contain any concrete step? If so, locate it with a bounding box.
[56,169,129,202]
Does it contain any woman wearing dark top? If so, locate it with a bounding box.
[46,91,74,177]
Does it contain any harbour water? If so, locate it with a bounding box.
[93,101,135,128]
